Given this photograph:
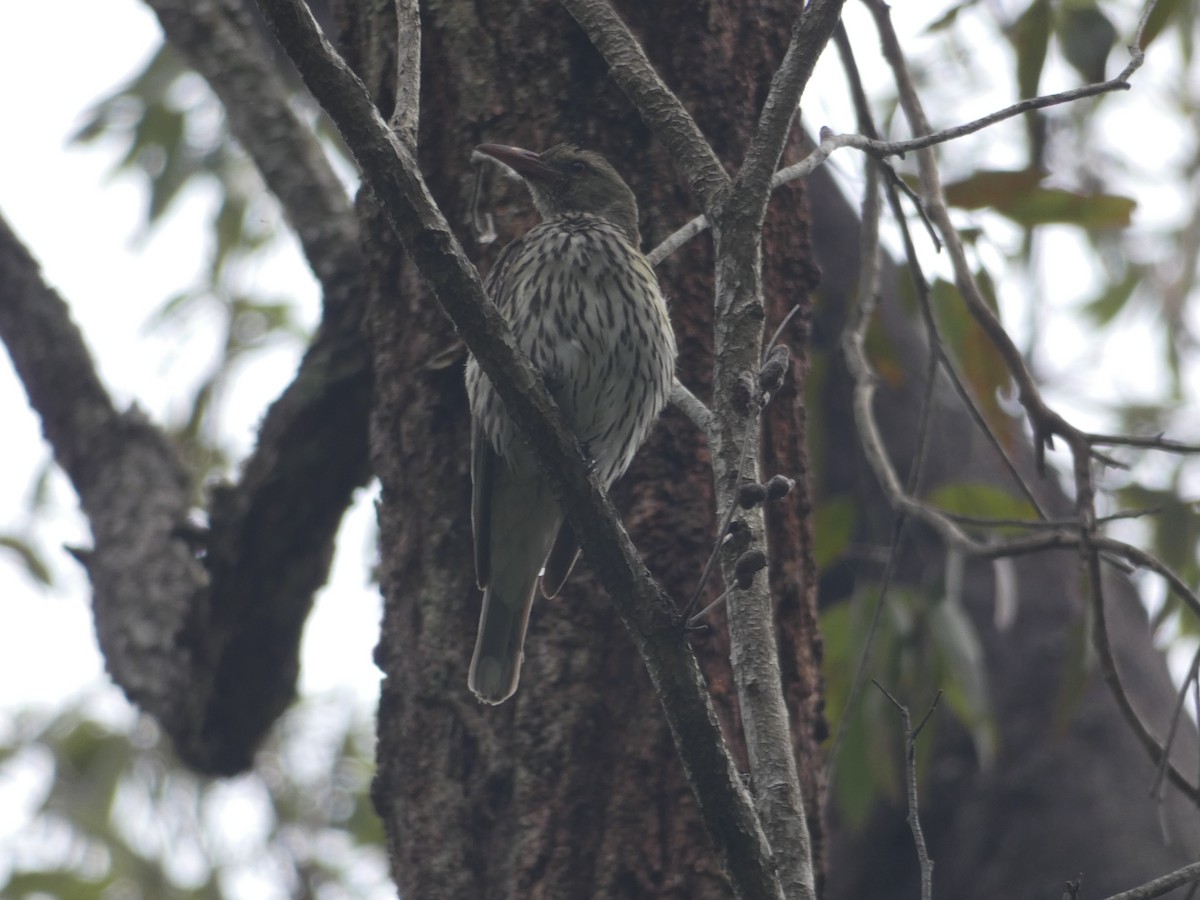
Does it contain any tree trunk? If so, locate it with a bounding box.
[354,0,823,896]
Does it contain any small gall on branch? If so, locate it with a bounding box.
[737,475,796,509]
[765,474,795,500]
[738,482,769,508]
[734,549,768,589]
[758,344,791,395]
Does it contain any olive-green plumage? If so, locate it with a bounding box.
[465,143,677,704]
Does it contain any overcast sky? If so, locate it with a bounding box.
[0,1,383,720]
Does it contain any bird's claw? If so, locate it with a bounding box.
[581,442,599,474]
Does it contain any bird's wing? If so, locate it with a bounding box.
[471,234,529,591]
[470,418,494,590]
[540,520,581,599]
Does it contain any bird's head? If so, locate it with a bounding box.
[476,143,640,245]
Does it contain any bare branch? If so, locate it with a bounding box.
[391,0,420,144]
[874,683,940,900]
[1152,647,1200,802]
[248,0,783,896]
[734,0,847,215]
[558,0,730,215]
[1100,860,1200,900]
[669,379,714,438]
[1085,432,1200,454]
[145,0,375,772]
[0,210,208,756]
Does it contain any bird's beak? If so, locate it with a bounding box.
[475,144,554,182]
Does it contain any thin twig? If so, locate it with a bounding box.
[873,683,940,900]
[649,65,1134,266]
[686,410,758,615]
[1151,645,1200,801]
[1085,433,1200,454]
[669,379,714,439]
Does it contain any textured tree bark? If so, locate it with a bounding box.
[353,0,824,896]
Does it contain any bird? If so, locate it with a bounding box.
[465,143,677,705]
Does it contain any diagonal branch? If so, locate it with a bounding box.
[1100,860,1200,900]
[144,0,361,308]
[142,0,374,772]
[249,0,784,896]
[0,211,210,755]
[558,0,730,215]
[734,0,846,218]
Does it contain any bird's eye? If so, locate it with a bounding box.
[569,160,588,175]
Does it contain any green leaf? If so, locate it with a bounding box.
[926,481,1038,526]
[944,170,1136,229]
[944,168,1045,209]
[1139,0,1186,50]
[1081,267,1140,326]
[931,597,996,767]
[1058,4,1117,82]
[924,0,980,33]
[1012,0,1052,99]
[2,870,115,900]
[813,497,857,570]
[928,279,1019,446]
[0,535,53,586]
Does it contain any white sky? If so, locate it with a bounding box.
[0,2,383,722]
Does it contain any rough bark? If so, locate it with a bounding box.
[356,1,824,897]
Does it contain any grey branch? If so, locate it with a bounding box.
[1100,860,1200,900]
[700,5,850,894]
[669,379,713,438]
[249,0,784,896]
[734,0,847,218]
[391,0,420,143]
[144,0,375,772]
[558,0,730,215]
[0,211,209,756]
[874,684,939,900]
[144,0,361,307]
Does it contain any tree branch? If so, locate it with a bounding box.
[143,0,375,772]
[699,6,848,895]
[734,0,847,218]
[1101,860,1200,900]
[143,0,361,308]
[874,684,939,900]
[248,0,784,896]
[558,0,730,215]
[390,0,419,143]
[0,210,209,754]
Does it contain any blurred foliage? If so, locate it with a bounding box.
[71,44,312,495]
[905,0,1200,627]
[0,698,388,900]
[824,0,1200,826]
[822,578,996,828]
